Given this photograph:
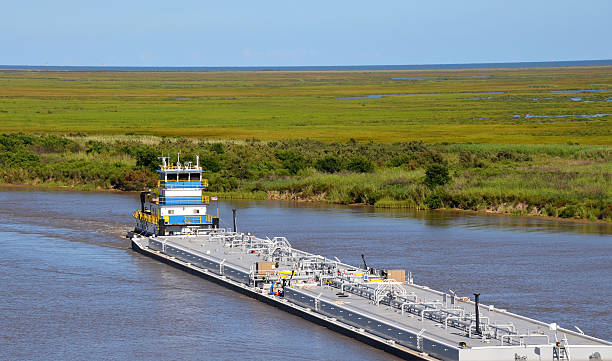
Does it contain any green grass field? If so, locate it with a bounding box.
[0,67,610,221]
[0,66,610,144]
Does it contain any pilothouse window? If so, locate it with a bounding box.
[178,173,190,181]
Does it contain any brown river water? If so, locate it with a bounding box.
[0,190,610,360]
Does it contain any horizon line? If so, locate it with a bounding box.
[1,59,611,71]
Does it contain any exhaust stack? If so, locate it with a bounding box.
[232,208,237,232]
[474,292,481,335]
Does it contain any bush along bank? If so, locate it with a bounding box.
[0,133,610,222]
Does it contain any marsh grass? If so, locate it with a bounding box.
[0,66,610,221]
[1,134,609,221]
[0,66,611,144]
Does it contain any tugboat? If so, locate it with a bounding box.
[132,155,218,237]
[128,154,612,361]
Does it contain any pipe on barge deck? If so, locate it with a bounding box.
[131,240,438,361]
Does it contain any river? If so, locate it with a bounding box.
[0,190,610,360]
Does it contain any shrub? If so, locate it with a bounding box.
[399,140,428,153]
[346,157,374,173]
[425,191,446,209]
[208,173,239,192]
[315,155,342,173]
[210,143,225,154]
[226,156,252,179]
[424,164,451,188]
[599,203,612,220]
[559,205,585,219]
[135,147,159,171]
[348,184,381,205]
[112,169,154,191]
[34,135,75,153]
[459,151,486,168]
[276,150,307,175]
[85,140,109,154]
[493,150,532,162]
[0,149,39,166]
[390,149,444,168]
[0,133,36,149]
[200,155,221,173]
[389,154,413,168]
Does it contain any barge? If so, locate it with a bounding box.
[128,155,611,360]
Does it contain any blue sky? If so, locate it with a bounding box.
[2,0,611,66]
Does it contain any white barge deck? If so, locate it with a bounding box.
[130,230,612,361]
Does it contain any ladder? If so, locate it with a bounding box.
[416,329,426,351]
[553,345,570,360]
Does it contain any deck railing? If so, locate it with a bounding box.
[133,211,159,224]
[154,195,210,205]
[157,179,208,188]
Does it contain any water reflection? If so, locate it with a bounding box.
[221,199,611,236]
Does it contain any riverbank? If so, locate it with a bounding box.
[3,184,611,227]
[1,134,610,223]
